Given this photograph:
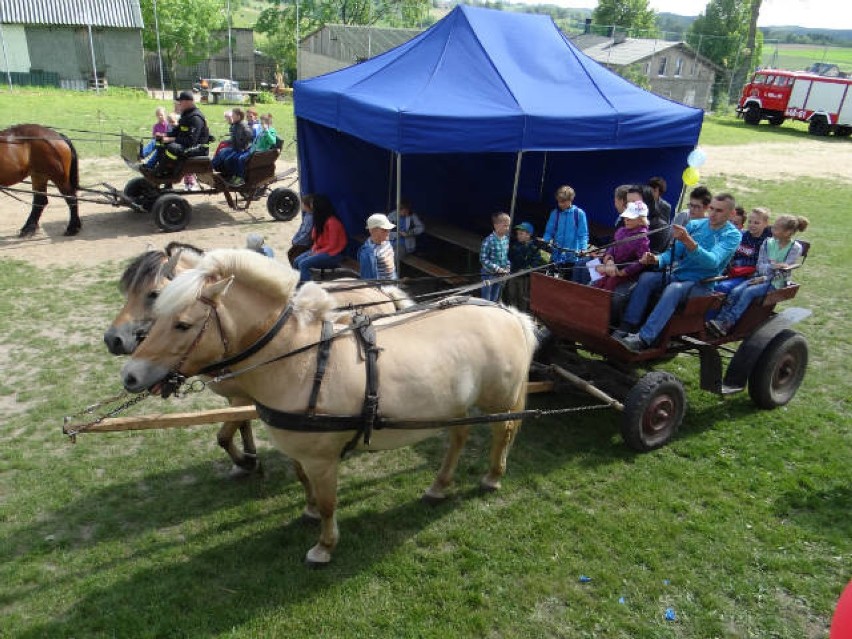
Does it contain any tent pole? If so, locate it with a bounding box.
[508,150,523,226]
[395,152,402,273]
[538,151,548,200]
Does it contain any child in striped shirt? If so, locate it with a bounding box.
[359,213,398,281]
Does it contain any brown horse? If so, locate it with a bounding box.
[105,243,413,478]
[0,124,80,237]
[121,249,537,564]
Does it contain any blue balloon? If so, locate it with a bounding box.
[687,148,707,168]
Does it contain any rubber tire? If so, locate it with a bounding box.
[747,330,808,409]
[621,371,686,452]
[808,116,831,136]
[834,125,852,138]
[123,177,159,212]
[152,194,192,232]
[267,188,300,221]
[743,104,761,125]
[767,113,785,127]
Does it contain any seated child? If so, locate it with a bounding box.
[592,201,650,292]
[246,232,274,257]
[358,213,397,280]
[504,221,547,311]
[731,206,746,230]
[715,206,772,295]
[480,212,511,302]
[288,193,314,266]
[707,214,809,336]
[140,107,169,165]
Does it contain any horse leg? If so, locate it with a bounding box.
[20,181,48,237]
[216,398,261,478]
[423,425,472,503]
[62,193,81,236]
[292,460,320,522]
[481,403,524,492]
[299,458,340,566]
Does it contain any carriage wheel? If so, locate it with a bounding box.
[267,188,300,221]
[123,177,159,212]
[621,372,686,452]
[748,330,808,409]
[152,194,192,232]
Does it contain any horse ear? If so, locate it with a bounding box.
[200,275,234,303]
[162,250,182,280]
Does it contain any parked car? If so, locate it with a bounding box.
[194,78,246,104]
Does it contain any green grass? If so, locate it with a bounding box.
[763,43,852,73]
[0,94,850,638]
[0,88,297,162]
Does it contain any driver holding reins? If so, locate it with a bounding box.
[150,90,209,177]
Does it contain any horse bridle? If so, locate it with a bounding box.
[158,296,293,398]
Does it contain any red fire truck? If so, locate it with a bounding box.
[737,69,852,137]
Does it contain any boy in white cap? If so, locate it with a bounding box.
[358,213,397,280]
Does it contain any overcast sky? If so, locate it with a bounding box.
[510,0,852,30]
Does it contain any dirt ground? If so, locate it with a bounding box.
[0,140,849,267]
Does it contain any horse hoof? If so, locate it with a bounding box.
[420,492,447,506]
[63,226,81,236]
[305,545,332,566]
[18,226,38,238]
[228,464,254,479]
[479,480,501,493]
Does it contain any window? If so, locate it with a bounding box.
[675,57,684,77]
[657,57,668,76]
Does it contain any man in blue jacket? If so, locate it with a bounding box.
[615,193,741,351]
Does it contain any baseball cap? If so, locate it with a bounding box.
[366,213,395,230]
[177,90,195,101]
[514,221,534,235]
[620,201,649,219]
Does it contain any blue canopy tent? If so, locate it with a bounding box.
[294,5,703,247]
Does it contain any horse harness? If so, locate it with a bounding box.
[168,294,521,458]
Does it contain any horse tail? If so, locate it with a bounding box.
[57,131,79,192]
[506,306,539,364]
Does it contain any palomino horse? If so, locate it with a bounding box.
[105,243,412,477]
[121,249,537,565]
[0,124,80,237]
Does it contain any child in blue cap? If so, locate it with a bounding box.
[505,221,547,311]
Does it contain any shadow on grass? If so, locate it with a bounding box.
[774,483,852,540]
[9,493,463,638]
[712,118,848,144]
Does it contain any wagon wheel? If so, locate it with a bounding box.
[743,104,761,125]
[152,194,192,232]
[748,330,808,409]
[267,188,300,221]
[123,177,159,212]
[621,372,686,452]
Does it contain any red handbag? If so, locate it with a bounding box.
[728,265,755,278]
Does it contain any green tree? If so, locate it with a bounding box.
[139,0,229,93]
[255,0,429,80]
[592,0,657,37]
[686,0,761,108]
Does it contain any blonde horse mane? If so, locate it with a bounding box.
[155,249,300,317]
[154,249,344,326]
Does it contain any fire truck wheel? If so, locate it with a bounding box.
[743,104,761,125]
[808,116,831,136]
[767,114,785,127]
[835,125,852,138]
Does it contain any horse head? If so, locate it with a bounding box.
[104,243,204,355]
[121,248,300,395]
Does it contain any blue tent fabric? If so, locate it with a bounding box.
[294,5,703,242]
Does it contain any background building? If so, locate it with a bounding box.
[0,0,145,89]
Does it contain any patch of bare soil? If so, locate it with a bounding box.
[0,141,848,267]
[0,157,302,267]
